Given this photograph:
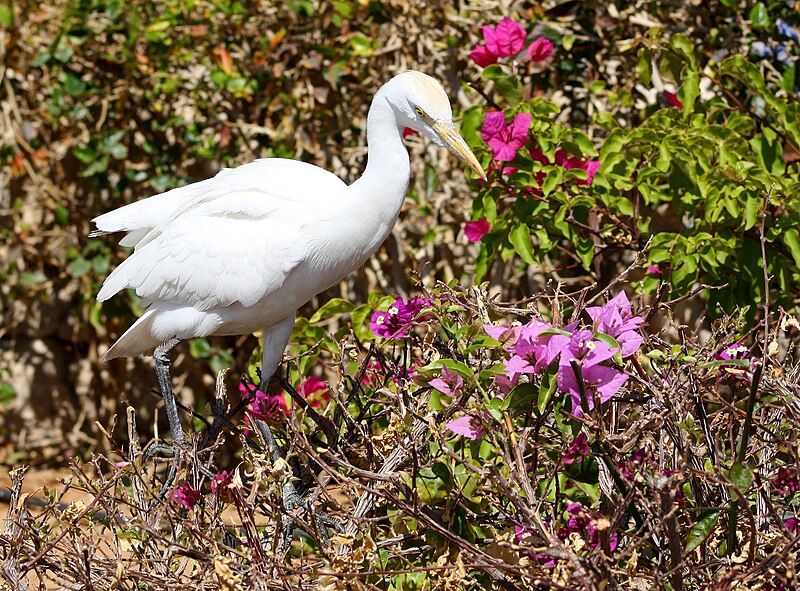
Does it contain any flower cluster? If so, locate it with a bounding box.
[464,217,491,242]
[515,503,618,566]
[298,375,330,410]
[772,467,800,495]
[485,292,642,417]
[370,296,432,339]
[469,17,554,67]
[240,382,289,425]
[479,117,600,187]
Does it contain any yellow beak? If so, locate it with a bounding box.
[433,121,487,181]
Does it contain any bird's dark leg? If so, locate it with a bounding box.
[253,313,339,550]
[154,338,185,446]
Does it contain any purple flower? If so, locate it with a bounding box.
[370,296,432,338]
[169,482,201,511]
[429,366,464,398]
[484,322,523,350]
[502,319,570,375]
[562,503,619,553]
[555,150,601,185]
[446,414,486,440]
[464,217,491,242]
[772,467,800,495]
[481,111,532,162]
[585,292,644,358]
[715,343,749,362]
[786,517,800,534]
[558,363,628,416]
[563,431,590,464]
[470,17,528,68]
[527,37,554,62]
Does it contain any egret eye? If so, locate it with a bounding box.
[415,106,425,117]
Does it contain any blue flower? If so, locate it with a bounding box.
[777,18,800,42]
[776,44,794,65]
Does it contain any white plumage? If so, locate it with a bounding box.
[93,71,485,377]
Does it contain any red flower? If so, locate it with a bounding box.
[169,482,201,510]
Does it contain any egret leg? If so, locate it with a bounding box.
[154,338,185,446]
[254,314,339,549]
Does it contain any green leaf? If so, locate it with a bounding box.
[538,370,557,415]
[509,224,536,264]
[670,33,694,62]
[685,510,720,553]
[309,298,355,323]
[727,462,753,491]
[495,74,522,106]
[680,67,700,116]
[636,47,652,86]
[412,461,453,504]
[749,2,769,29]
[67,257,91,277]
[783,228,800,268]
[54,203,70,226]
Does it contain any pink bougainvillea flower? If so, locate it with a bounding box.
[772,467,800,495]
[464,217,491,242]
[563,431,590,464]
[298,375,330,409]
[646,265,662,277]
[501,319,571,375]
[210,470,234,498]
[786,517,800,534]
[558,359,628,416]
[665,91,683,109]
[370,296,432,339]
[555,150,601,185]
[170,482,201,511]
[470,17,528,67]
[562,503,619,553]
[481,111,532,161]
[446,414,486,440]
[469,44,498,67]
[476,161,518,186]
[402,127,419,139]
[527,37,554,62]
[618,448,648,480]
[715,343,750,361]
[241,382,289,423]
[429,365,464,398]
[586,292,644,358]
[494,371,520,397]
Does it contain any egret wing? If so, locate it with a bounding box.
[96,159,346,310]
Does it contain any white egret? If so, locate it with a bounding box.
[92,70,484,538]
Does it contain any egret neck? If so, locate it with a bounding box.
[348,89,411,231]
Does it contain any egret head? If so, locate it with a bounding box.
[384,71,486,180]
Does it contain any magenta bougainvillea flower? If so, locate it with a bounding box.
[586,291,644,358]
[241,382,289,423]
[210,470,234,498]
[527,37,554,62]
[563,503,619,552]
[481,111,532,161]
[170,482,201,511]
[773,467,800,495]
[715,342,750,361]
[646,265,662,277]
[464,217,491,242]
[469,17,527,66]
[563,431,590,464]
[555,150,601,185]
[370,297,431,339]
[298,375,330,409]
[429,365,464,398]
[665,91,683,109]
[446,414,486,440]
